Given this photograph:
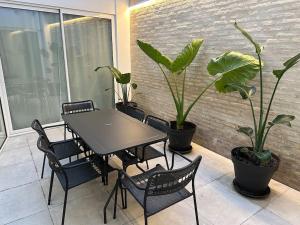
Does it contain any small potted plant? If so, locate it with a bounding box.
[95,66,138,111]
[207,22,299,197]
[137,39,223,153]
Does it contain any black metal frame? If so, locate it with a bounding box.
[0,98,8,150]
[104,151,202,225]
[31,119,83,179]
[61,100,97,140]
[117,115,169,171]
[37,135,107,225]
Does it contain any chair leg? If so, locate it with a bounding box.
[164,155,169,170]
[64,124,66,140]
[144,214,148,225]
[61,189,68,225]
[192,189,199,225]
[120,185,125,209]
[113,180,119,219]
[48,171,54,205]
[104,180,118,224]
[41,154,46,179]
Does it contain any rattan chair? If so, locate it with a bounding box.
[104,151,202,225]
[37,135,108,225]
[31,119,83,178]
[122,106,145,122]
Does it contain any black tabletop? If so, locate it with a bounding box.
[62,109,167,155]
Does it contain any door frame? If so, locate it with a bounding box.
[0,2,118,136]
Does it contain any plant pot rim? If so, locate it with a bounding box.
[231,147,280,169]
[169,121,196,130]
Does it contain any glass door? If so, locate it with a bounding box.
[62,13,114,108]
[0,6,68,131]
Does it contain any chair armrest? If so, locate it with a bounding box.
[119,170,146,190]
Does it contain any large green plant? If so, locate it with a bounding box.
[95,66,137,104]
[207,22,299,165]
[137,39,222,129]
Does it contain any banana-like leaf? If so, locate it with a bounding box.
[207,51,260,92]
[131,83,138,89]
[226,83,256,99]
[95,66,131,84]
[137,40,172,71]
[237,126,254,137]
[268,114,295,127]
[171,39,204,73]
[234,22,263,54]
[273,53,300,79]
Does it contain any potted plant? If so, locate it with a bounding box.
[95,66,138,111]
[207,22,299,197]
[137,39,223,153]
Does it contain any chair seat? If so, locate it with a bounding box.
[128,145,164,161]
[56,158,100,190]
[122,165,192,216]
[52,140,83,160]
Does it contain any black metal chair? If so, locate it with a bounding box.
[37,135,105,225]
[62,100,97,140]
[126,115,170,170]
[31,119,83,179]
[123,106,145,122]
[104,151,202,225]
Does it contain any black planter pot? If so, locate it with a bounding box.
[115,102,137,112]
[231,147,280,198]
[168,121,196,154]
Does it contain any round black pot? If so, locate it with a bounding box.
[168,121,196,154]
[115,102,137,112]
[231,147,280,198]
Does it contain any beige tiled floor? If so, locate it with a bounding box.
[0,128,299,225]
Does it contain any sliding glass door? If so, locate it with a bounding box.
[0,5,115,133]
[0,7,68,130]
[63,14,114,108]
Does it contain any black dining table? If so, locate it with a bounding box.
[62,109,167,183]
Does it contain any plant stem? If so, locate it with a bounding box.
[259,78,281,151]
[249,98,258,146]
[182,78,217,122]
[256,53,264,152]
[261,125,273,150]
[158,64,180,113]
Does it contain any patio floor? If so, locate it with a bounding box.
[0,127,299,225]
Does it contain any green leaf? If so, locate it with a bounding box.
[273,53,300,79]
[234,22,263,54]
[95,66,131,84]
[226,83,256,99]
[268,114,296,127]
[237,126,254,137]
[171,39,204,73]
[137,40,172,71]
[254,150,272,164]
[131,83,138,89]
[207,51,260,92]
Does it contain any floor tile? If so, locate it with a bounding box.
[0,161,38,191]
[129,201,212,225]
[0,146,32,168]
[6,210,53,225]
[242,209,291,225]
[191,181,261,225]
[0,182,47,224]
[3,136,28,151]
[267,188,300,224]
[49,192,130,225]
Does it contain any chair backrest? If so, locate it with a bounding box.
[31,119,47,137]
[62,100,95,115]
[145,115,169,133]
[145,156,202,196]
[125,106,145,121]
[37,135,63,173]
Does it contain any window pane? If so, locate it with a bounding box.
[63,14,114,109]
[0,7,68,130]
